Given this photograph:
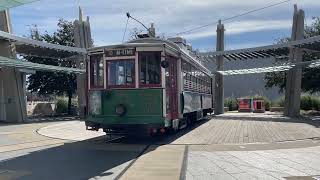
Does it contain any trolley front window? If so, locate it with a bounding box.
[108,60,135,87]
[139,52,161,86]
[90,54,104,88]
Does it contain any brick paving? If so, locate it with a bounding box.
[170,112,320,145]
[187,146,320,180]
[182,112,320,180]
[1,112,320,180]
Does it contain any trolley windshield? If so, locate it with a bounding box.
[107,59,135,87]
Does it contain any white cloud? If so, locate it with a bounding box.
[10,0,320,47]
[182,19,292,40]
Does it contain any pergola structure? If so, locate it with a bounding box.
[0,0,38,11]
[200,5,319,117]
[0,30,86,73]
[0,1,88,123]
[1,1,318,121]
[200,35,320,62]
[216,59,320,76]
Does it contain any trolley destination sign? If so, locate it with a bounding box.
[105,48,136,57]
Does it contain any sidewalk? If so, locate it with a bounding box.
[187,146,320,180]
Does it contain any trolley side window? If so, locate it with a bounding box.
[108,59,135,87]
[90,54,104,88]
[139,52,161,86]
[182,60,212,94]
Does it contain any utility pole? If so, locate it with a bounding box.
[284,5,304,117]
[214,20,225,115]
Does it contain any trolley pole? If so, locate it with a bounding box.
[284,5,304,117]
[214,20,225,115]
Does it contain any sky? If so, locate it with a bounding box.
[9,0,320,52]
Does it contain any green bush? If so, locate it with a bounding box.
[301,95,313,110]
[315,98,320,111]
[224,98,238,111]
[301,95,320,111]
[55,98,68,114]
[71,98,78,109]
[274,95,320,111]
[274,97,285,107]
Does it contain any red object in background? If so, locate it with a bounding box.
[253,100,265,113]
[238,98,252,112]
[237,98,265,113]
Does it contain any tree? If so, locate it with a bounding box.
[129,27,144,40]
[265,17,320,93]
[26,19,77,115]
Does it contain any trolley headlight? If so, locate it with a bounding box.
[89,91,102,115]
[115,104,126,116]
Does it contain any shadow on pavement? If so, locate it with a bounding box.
[0,117,211,179]
[1,113,319,179]
[0,138,141,180]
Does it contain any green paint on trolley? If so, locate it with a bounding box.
[89,88,164,125]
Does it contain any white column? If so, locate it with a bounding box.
[284,5,304,117]
[214,20,225,115]
[74,7,92,118]
[0,10,25,122]
[0,69,5,121]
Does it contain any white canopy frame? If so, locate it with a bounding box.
[218,59,320,75]
[200,35,320,61]
[0,30,87,59]
[0,55,85,74]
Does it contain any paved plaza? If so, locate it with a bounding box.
[0,112,319,179]
[169,112,320,145]
[188,146,320,180]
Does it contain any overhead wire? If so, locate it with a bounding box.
[122,17,130,43]
[169,0,292,37]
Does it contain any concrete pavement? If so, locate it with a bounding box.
[0,112,320,180]
[0,121,145,180]
[119,145,186,180]
[187,146,320,180]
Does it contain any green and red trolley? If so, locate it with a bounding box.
[85,37,213,136]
